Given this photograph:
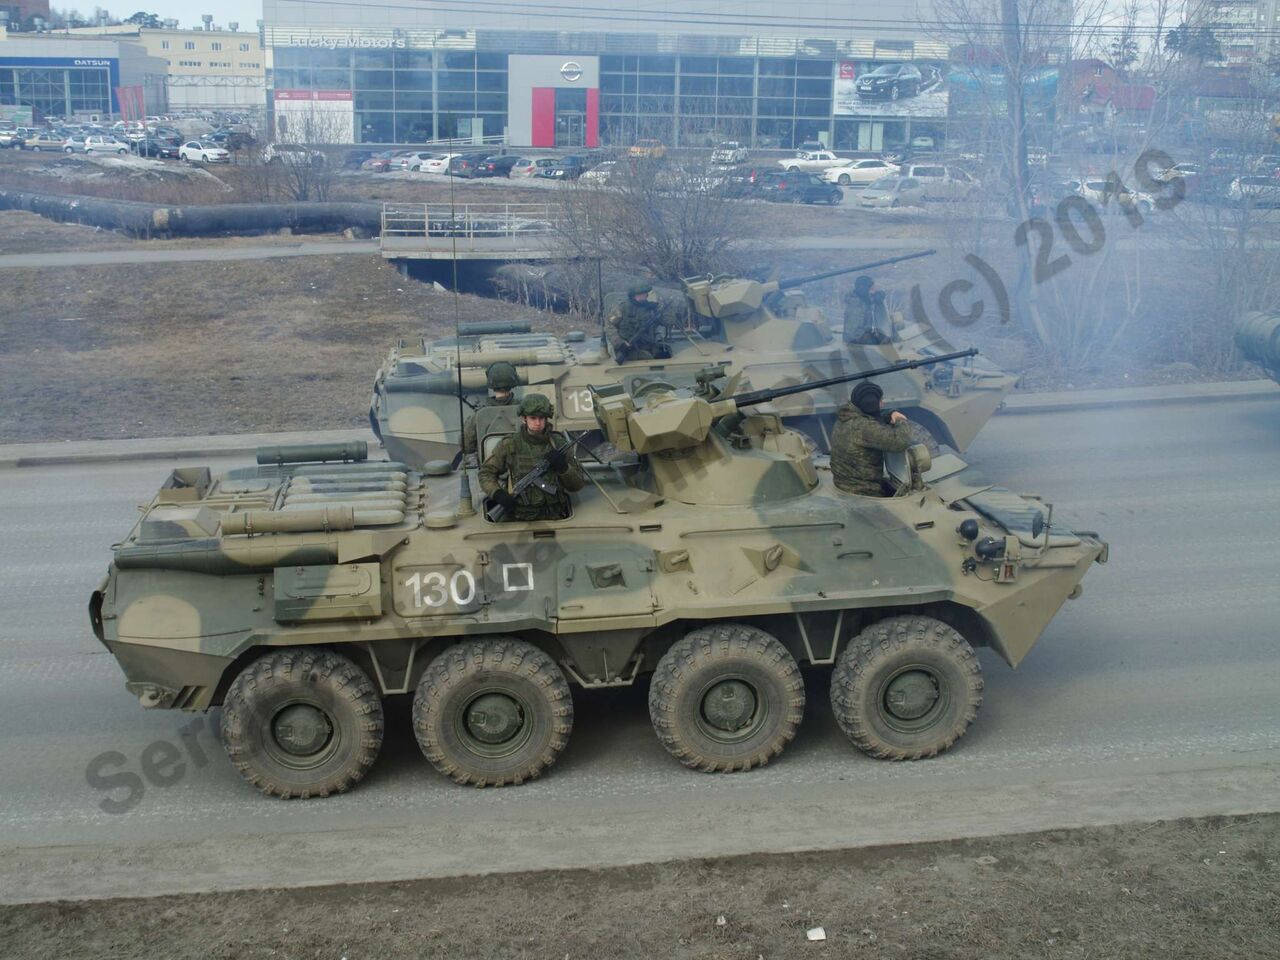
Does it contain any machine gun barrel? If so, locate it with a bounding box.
[730,348,978,409]
[776,249,936,290]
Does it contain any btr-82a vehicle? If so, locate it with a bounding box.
[92,356,1105,799]
[369,251,1018,466]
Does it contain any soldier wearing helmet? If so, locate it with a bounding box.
[478,394,585,521]
[606,281,672,362]
[830,381,914,497]
[462,361,521,461]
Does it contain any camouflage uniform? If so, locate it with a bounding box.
[478,426,585,522]
[829,402,914,497]
[462,361,521,459]
[607,284,669,361]
[462,394,518,458]
[842,280,891,345]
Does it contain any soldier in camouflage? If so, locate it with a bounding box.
[462,361,520,461]
[842,275,892,345]
[830,381,914,497]
[607,282,671,362]
[479,394,585,521]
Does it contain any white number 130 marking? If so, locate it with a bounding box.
[405,570,476,608]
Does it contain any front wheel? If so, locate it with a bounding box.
[838,174,851,185]
[786,165,800,172]
[830,615,982,760]
[117,148,126,154]
[220,648,385,798]
[31,146,41,153]
[65,147,74,153]
[413,639,573,786]
[649,623,804,772]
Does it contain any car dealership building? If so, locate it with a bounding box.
[263,0,1047,151]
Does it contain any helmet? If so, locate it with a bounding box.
[486,361,519,390]
[518,394,555,418]
[627,282,653,298]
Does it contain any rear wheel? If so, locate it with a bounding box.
[220,648,384,798]
[649,623,804,772]
[413,639,573,786]
[830,615,982,760]
[31,146,41,153]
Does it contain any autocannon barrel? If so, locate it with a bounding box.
[457,320,532,336]
[730,348,979,409]
[776,249,937,290]
[1234,312,1280,371]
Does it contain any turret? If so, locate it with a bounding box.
[591,350,977,506]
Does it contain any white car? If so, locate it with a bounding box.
[395,151,439,172]
[421,152,463,174]
[84,135,131,155]
[579,160,617,183]
[710,141,748,165]
[1076,177,1153,213]
[778,150,845,173]
[509,156,559,178]
[822,158,900,187]
[901,163,980,201]
[1229,176,1280,206]
[179,140,230,163]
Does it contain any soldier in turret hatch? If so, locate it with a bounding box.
[607,282,672,362]
[479,394,585,521]
[842,275,892,345]
[830,381,914,497]
[462,361,520,463]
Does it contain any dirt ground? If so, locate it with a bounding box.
[3,815,1276,959]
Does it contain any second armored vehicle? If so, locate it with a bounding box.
[370,252,1018,466]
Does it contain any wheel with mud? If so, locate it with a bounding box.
[220,648,384,798]
[412,639,573,786]
[830,615,982,760]
[649,623,805,772]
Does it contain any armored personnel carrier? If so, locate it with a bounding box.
[1235,312,1280,385]
[93,358,1105,798]
[370,251,1018,466]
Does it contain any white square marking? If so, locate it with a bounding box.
[502,562,534,592]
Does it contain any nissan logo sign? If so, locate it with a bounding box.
[560,61,583,82]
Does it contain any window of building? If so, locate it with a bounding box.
[184,41,195,50]
[160,40,169,49]
[240,43,250,51]
[242,62,260,69]
[211,42,222,51]
[179,60,202,67]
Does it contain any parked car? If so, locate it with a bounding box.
[710,141,748,165]
[84,135,130,155]
[342,149,377,170]
[134,137,179,159]
[756,170,842,204]
[822,157,900,186]
[393,151,438,172]
[1076,177,1153,213]
[538,154,590,179]
[0,128,24,149]
[860,175,927,208]
[358,150,398,172]
[475,154,523,177]
[856,63,923,101]
[179,140,230,163]
[779,150,845,173]
[205,129,255,151]
[263,142,325,165]
[23,131,64,151]
[580,159,617,183]
[422,152,463,174]
[796,140,827,153]
[628,139,666,159]
[447,153,491,178]
[509,156,559,178]
[1229,176,1280,206]
[62,135,90,154]
[901,163,980,201]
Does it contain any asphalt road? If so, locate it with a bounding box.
[0,240,381,270]
[2,397,1278,902]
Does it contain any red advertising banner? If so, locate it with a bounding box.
[114,85,145,120]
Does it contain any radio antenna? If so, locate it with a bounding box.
[447,143,476,516]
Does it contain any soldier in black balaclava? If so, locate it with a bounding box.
[829,381,914,497]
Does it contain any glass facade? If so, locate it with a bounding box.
[273,46,508,143]
[0,66,112,118]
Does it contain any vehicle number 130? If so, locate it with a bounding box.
[405,570,476,609]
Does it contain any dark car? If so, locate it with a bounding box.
[447,153,491,178]
[204,129,255,151]
[343,149,378,170]
[133,137,179,159]
[855,63,923,101]
[475,154,523,178]
[538,154,590,179]
[717,165,768,197]
[757,170,843,204]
